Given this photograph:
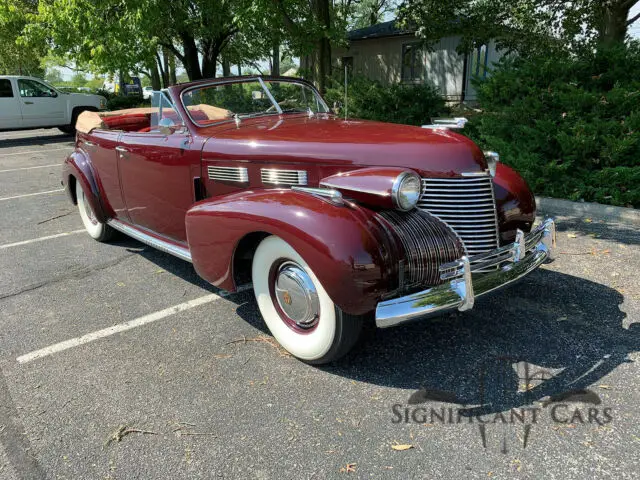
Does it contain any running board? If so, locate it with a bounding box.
[107,219,192,263]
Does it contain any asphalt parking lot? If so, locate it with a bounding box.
[0,128,639,480]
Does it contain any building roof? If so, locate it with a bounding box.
[347,20,415,41]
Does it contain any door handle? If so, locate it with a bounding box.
[115,146,129,158]
[24,101,34,105]
[84,140,96,147]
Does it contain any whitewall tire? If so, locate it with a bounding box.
[252,235,363,364]
[76,180,114,242]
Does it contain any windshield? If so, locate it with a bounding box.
[181,78,329,126]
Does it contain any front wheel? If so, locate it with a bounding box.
[252,236,363,364]
[76,180,115,242]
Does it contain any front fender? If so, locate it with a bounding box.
[61,149,108,223]
[494,163,536,244]
[185,189,398,316]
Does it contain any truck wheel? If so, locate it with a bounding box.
[251,235,363,364]
[76,181,114,242]
[59,108,85,135]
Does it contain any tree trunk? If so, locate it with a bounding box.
[201,41,219,79]
[237,64,242,76]
[310,0,331,93]
[169,53,177,85]
[150,60,162,90]
[599,0,634,48]
[181,34,202,80]
[161,47,170,87]
[272,42,280,76]
[222,56,231,77]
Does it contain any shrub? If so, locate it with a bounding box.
[106,95,150,111]
[324,74,449,126]
[466,42,640,208]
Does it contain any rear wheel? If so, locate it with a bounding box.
[251,236,363,364]
[76,180,114,242]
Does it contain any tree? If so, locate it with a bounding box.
[271,0,348,92]
[349,0,396,29]
[398,0,640,55]
[0,0,44,75]
[44,68,64,85]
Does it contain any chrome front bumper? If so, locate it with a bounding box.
[375,219,556,328]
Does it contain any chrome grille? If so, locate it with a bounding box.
[378,210,465,287]
[208,166,248,183]
[261,168,307,185]
[417,175,500,256]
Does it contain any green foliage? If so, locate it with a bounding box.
[466,42,640,208]
[324,74,449,125]
[106,96,150,111]
[0,0,44,75]
[399,0,639,55]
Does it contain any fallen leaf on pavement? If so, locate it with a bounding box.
[598,385,612,390]
[567,233,577,238]
[391,444,414,451]
[339,463,356,473]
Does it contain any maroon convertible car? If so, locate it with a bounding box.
[62,76,556,364]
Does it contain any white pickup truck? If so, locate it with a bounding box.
[0,76,106,134]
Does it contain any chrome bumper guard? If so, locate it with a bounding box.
[375,219,556,328]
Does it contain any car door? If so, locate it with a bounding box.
[80,129,130,221]
[0,79,23,129]
[17,78,66,127]
[117,93,194,242]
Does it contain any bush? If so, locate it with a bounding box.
[324,74,449,126]
[106,95,150,111]
[466,42,640,208]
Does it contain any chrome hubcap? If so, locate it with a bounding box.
[275,262,320,329]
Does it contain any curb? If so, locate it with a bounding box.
[536,196,640,227]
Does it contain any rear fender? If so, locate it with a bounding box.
[185,189,398,316]
[61,149,108,223]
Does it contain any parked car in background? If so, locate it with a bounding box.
[0,76,106,133]
[62,76,556,364]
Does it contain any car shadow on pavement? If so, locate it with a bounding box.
[0,133,73,149]
[130,244,639,416]
[324,269,640,416]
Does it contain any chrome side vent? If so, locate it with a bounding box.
[417,175,500,257]
[208,166,248,183]
[261,168,307,185]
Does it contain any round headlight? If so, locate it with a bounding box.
[392,171,421,211]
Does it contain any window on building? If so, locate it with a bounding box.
[402,43,423,82]
[470,44,490,79]
[341,56,354,74]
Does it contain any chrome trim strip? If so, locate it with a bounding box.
[375,219,555,328]
[208,166,249,183]
[291,186,344,205]
[319,181,389,197]
[107,219,192,263]
[261,168,308,185]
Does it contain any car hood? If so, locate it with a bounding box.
[199,114,487,177]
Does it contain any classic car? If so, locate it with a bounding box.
[61,76,556,364]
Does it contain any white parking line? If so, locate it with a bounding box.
[0,230,85,250]
[0,147,71,157]
[17,288,250,364]
[0,189,64,202]
[0,164,59,173]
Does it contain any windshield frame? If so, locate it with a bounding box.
[179,77,330,128]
